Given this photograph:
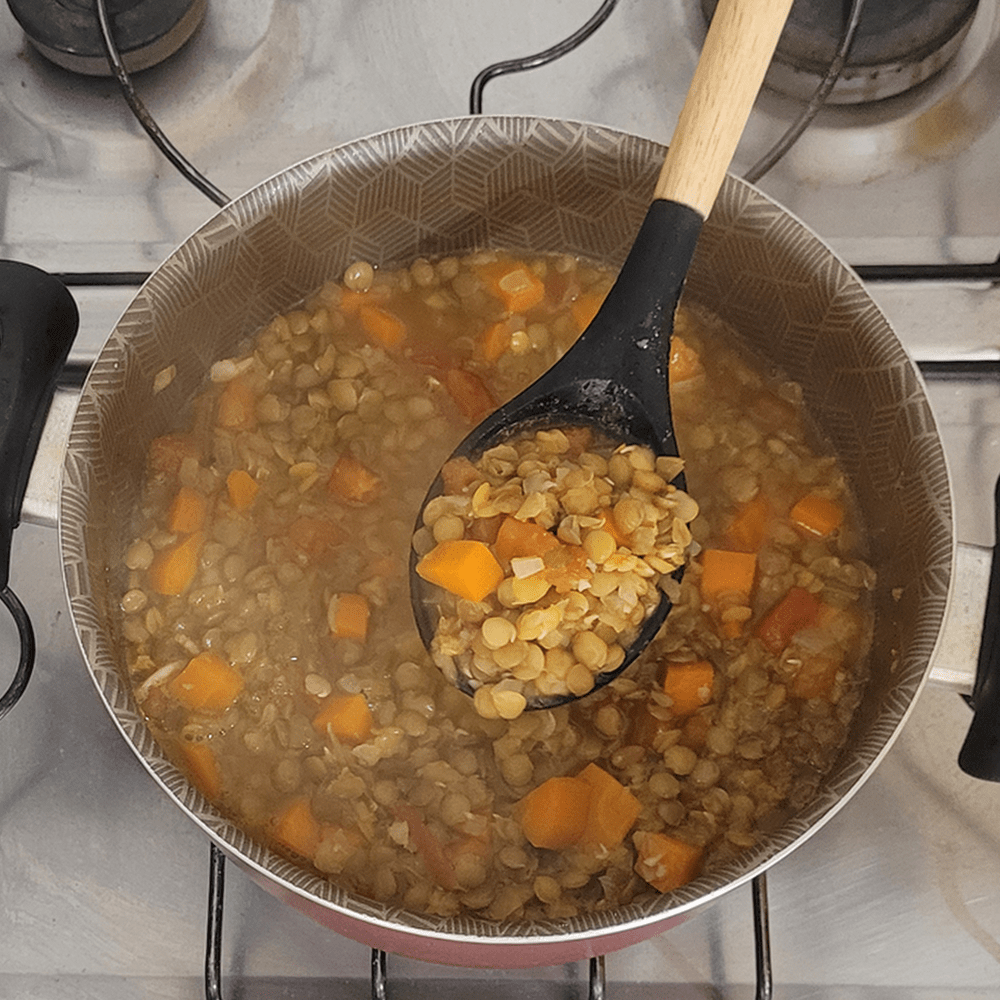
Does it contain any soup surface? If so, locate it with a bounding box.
[122,250,874,920]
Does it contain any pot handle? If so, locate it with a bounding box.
[0,261,79,720]
[958,472,1000,780]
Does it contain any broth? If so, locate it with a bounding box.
[121,249,873,919]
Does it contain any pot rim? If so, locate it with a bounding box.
[58,114,954,962]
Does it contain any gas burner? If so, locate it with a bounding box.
[703,0,979,104]
[7,0,206,76]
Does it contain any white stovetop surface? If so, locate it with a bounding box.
[3,1,1000,995]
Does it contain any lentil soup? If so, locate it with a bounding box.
[121,249,874,921]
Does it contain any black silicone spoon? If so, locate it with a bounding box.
[412,0,795,708]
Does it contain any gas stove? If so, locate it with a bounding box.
[3,1,1000,996]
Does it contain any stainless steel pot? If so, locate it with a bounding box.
[1,117,958,966]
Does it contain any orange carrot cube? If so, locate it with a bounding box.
[216,376,256,430]
[328,592,370,640]
[662,660,715,716]
[668,336,704,384]
[226,469,259,511]
[272,797,322,859]
[415,539,505,602]
[577,764,642,852]
[312,693,373,744]
[756,587,823,654]
[181,741,222,799]
[518,776,593,850]
[570,289,606,333]
[443,368,496,424]
[476,258,547,313]
[440,456,482,494]
[167,485,208,534]
[169,652,244,712]
[359,304,407,349]
[727,495,772,552]
[788,652,842,700]
[493,516,561,564]
[480,320,513,362]
[286,515,343,558]
[327,455,381,504]
[634,831,704,893]
[147,531,204,596]
[790,494,844,538]
[496,267,545,313]
[699,549,757,601]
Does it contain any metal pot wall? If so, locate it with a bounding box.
[3,117,956,966]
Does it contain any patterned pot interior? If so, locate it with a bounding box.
[59,116,953,962]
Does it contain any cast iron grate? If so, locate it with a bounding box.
[201,844,774,1000]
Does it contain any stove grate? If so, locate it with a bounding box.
[201,844,775,1000]
[88,0,1000,285]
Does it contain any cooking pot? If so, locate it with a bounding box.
[0,116,980,966]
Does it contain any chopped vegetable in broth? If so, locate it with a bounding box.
[122,250,874,920]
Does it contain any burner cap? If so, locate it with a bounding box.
[702,0,979,104]
[7,0,207,76]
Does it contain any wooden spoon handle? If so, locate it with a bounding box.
[653,0,794,216]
